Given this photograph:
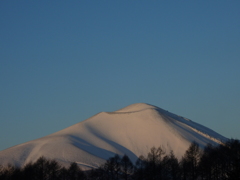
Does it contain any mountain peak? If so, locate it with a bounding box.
[114,103,158,113]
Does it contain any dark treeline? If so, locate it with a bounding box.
[0,157,86,180]
[0,139,240,180]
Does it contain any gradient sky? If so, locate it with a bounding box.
[1,1,240,151]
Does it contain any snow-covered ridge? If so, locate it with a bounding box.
[149,105,227,144]
[0,103,228,170]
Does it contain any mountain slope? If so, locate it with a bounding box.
[0,103,227,170]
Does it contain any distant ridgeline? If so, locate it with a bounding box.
[1,139,240,180]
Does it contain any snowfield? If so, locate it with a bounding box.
[0,103,228,170]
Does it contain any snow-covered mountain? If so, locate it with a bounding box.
[0,103,227,170]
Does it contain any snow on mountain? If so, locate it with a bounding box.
[0,103,227,170]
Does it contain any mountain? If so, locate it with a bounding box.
[0,103,227,170]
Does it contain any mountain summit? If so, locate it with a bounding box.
[0,103,227,170]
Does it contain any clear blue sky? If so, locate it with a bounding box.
[1,1,240,151]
